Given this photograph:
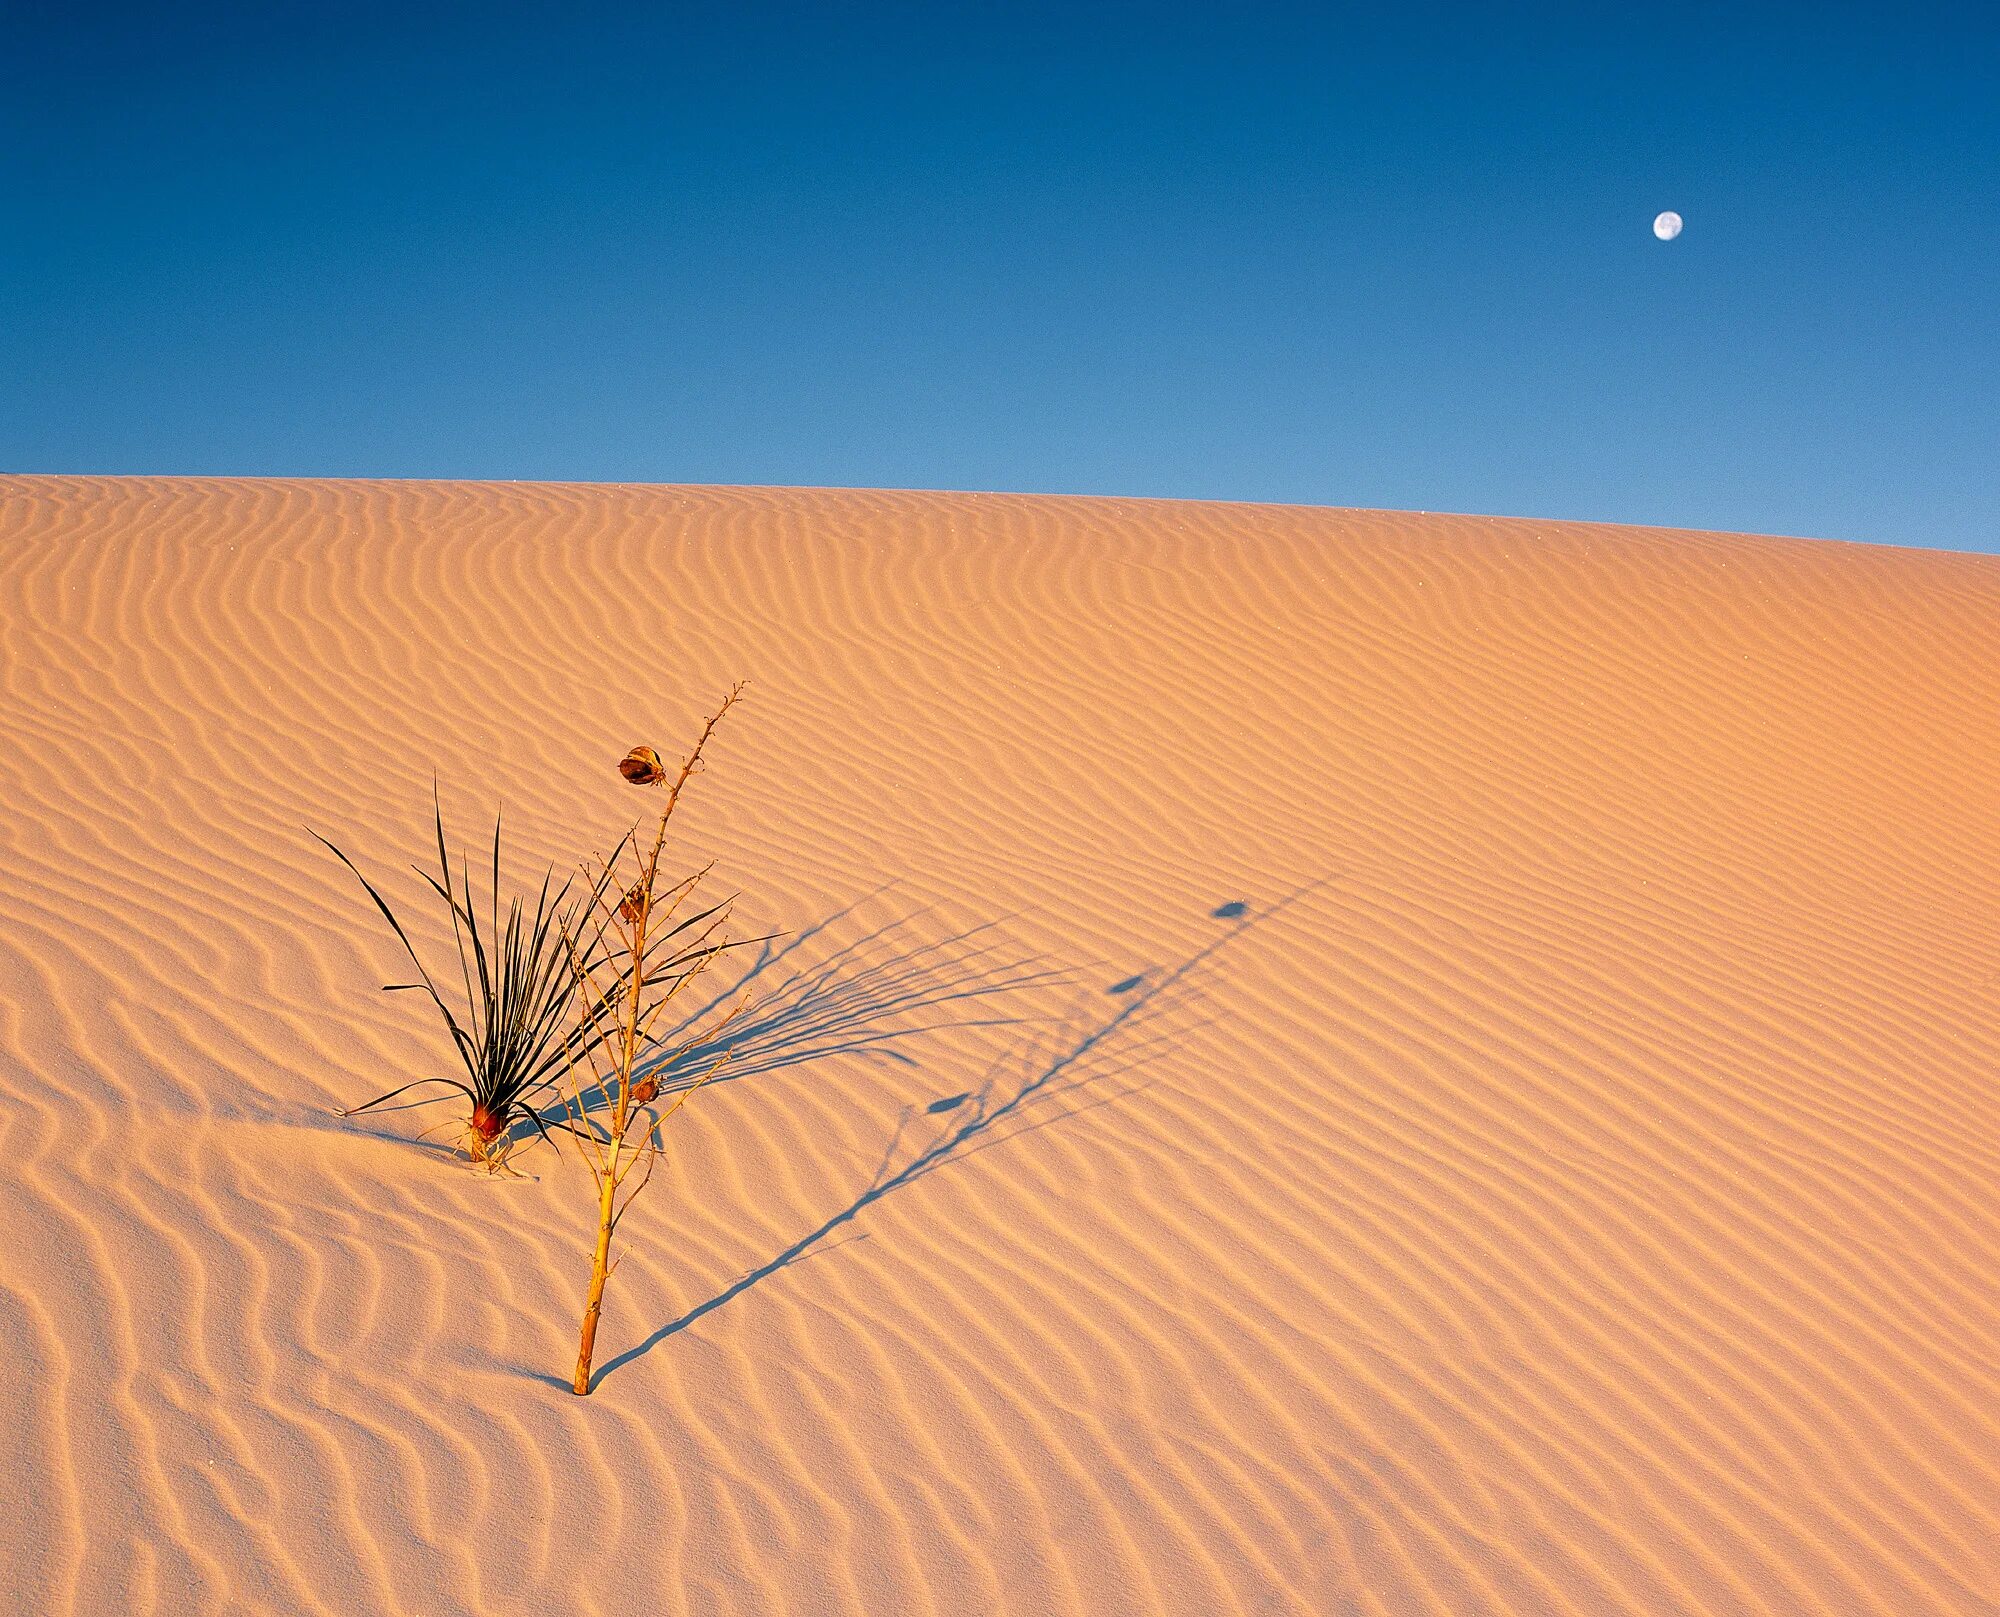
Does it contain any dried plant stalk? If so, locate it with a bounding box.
[563,685,755,1395]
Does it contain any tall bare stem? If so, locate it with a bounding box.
[564,686,751,1396]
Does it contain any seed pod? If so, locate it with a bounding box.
[629,1076,661,1108]
[618,746,666,786]
[617,880,649,925]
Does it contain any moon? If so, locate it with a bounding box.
[1653,210,1684,241]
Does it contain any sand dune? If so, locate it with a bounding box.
[1,475,1995,1615]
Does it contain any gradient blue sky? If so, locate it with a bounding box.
[5,2,1995,549]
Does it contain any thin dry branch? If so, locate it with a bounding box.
[565,685,756,1395]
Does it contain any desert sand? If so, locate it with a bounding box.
[0,475,1995,1615]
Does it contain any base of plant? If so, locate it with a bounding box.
[463,1107,518,1173]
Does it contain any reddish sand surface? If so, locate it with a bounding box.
[1,476,1995,1616]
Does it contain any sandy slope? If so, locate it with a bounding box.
[0,475,1995,1616]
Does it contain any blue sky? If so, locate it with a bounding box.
[4,2,1995,549]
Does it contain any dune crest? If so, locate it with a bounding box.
[1,476,1995,1615]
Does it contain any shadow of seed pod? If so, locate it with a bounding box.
[618,746,666,785]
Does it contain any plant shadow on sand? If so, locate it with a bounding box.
[547,892,1073,1136]
[340,895,1061,1168]
[588,887,1314,1388]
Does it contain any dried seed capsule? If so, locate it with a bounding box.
[618,746,666,786]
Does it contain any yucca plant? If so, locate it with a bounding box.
[315,798,619,1170]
